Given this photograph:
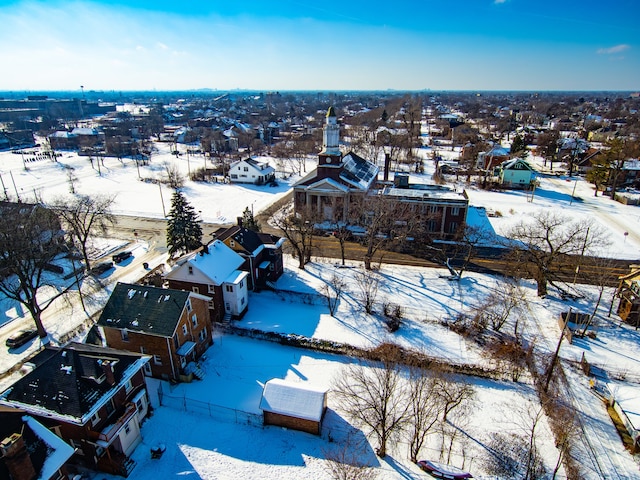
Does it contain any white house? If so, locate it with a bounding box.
[494,158,537,189]
[229,158,276,185]
[165,240,250,320]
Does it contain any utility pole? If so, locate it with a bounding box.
[545,308,570,393]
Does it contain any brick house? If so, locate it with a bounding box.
[0,342,150,478]
[0,413,75,480]
[212,222,285,290]
[165,240,249,321]
[96,282,213,382]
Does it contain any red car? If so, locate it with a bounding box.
[417,460,473,479]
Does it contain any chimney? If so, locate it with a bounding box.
[99,359,116,386]
[383,153,391,182]
[237,217,243,227]
[1,433,37,480]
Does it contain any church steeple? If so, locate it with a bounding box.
[319,106,341,166]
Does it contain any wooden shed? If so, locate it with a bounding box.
[259,379,328,435]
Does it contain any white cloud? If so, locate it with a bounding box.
[597,44,630,55]
[494,0,508,4]
[157,42,169,50]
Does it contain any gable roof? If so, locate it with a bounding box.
[230,157,275,174]
[259,379,327,422]
[98,282,196,337]
[0,343,148,424]
[165,239,244,286]
[0,413,74,480]
[500,158,535,171]
[213,226,283,254]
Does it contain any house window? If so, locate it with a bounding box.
[241,296,245,305]
[154,355,162,365]
[208,300,215,309]
[225,285,233,293]
[230,240,235,248]
[244,167,249,172]
[121,329,129,342]
[192,314,198,327]
[240,279,244,289]
[188,266,193,275]
[140,346,146,354]
[91,412,101,426]
[230,174,238,179]
[208,284,215,293]
[186,299,192,311]
[125,379,133,393]
[124,424,131,436]
[451,207,460,216]
[199,328,207,342]
[192,286,199,294]
[182,324,188,336]
[449,222,458,234]
[105,399,115,417]
[173,334,179,349]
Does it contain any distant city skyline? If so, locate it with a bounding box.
[1,0,638,92]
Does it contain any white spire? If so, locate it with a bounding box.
[321,107,340,156]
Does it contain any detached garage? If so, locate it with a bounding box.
[259,379,328,435]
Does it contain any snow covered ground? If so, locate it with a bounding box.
[1,136,640,478]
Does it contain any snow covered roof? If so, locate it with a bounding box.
[98,283,196,337]
[0,343,148,424]
[259,378,327,422]
[24,415,75,479]
[166,240,244,286]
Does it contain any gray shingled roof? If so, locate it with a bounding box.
[1,343,144,422]
[97,282,190,337]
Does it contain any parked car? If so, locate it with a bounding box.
[112,250,133,263]
[6,329,39,349]
[90,261,113,275]
[43,262,64,274]
[417,460,473,479]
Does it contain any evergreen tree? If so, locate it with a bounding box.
[510,135,527,155]
[241,206,261,232]
[166,191,202,256]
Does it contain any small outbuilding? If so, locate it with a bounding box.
[259,379,328,435]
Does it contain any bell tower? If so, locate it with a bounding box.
[318,107,341,167]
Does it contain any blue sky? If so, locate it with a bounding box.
[0,0,638,91]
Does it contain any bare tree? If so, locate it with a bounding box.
[447,224,492,279]
[406,366,443,462]
[472,280,526,333]
[355,269,379,314]
[49,194,117,271]
[322,434,378,480]
[507,211,608,297]
[321,273,346,316]
[272,207,316,270]
[163,162,185,190]
[333,351,410,457]
[435,375,475,423]
[0,203,67,338]
[351,194,412,270]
